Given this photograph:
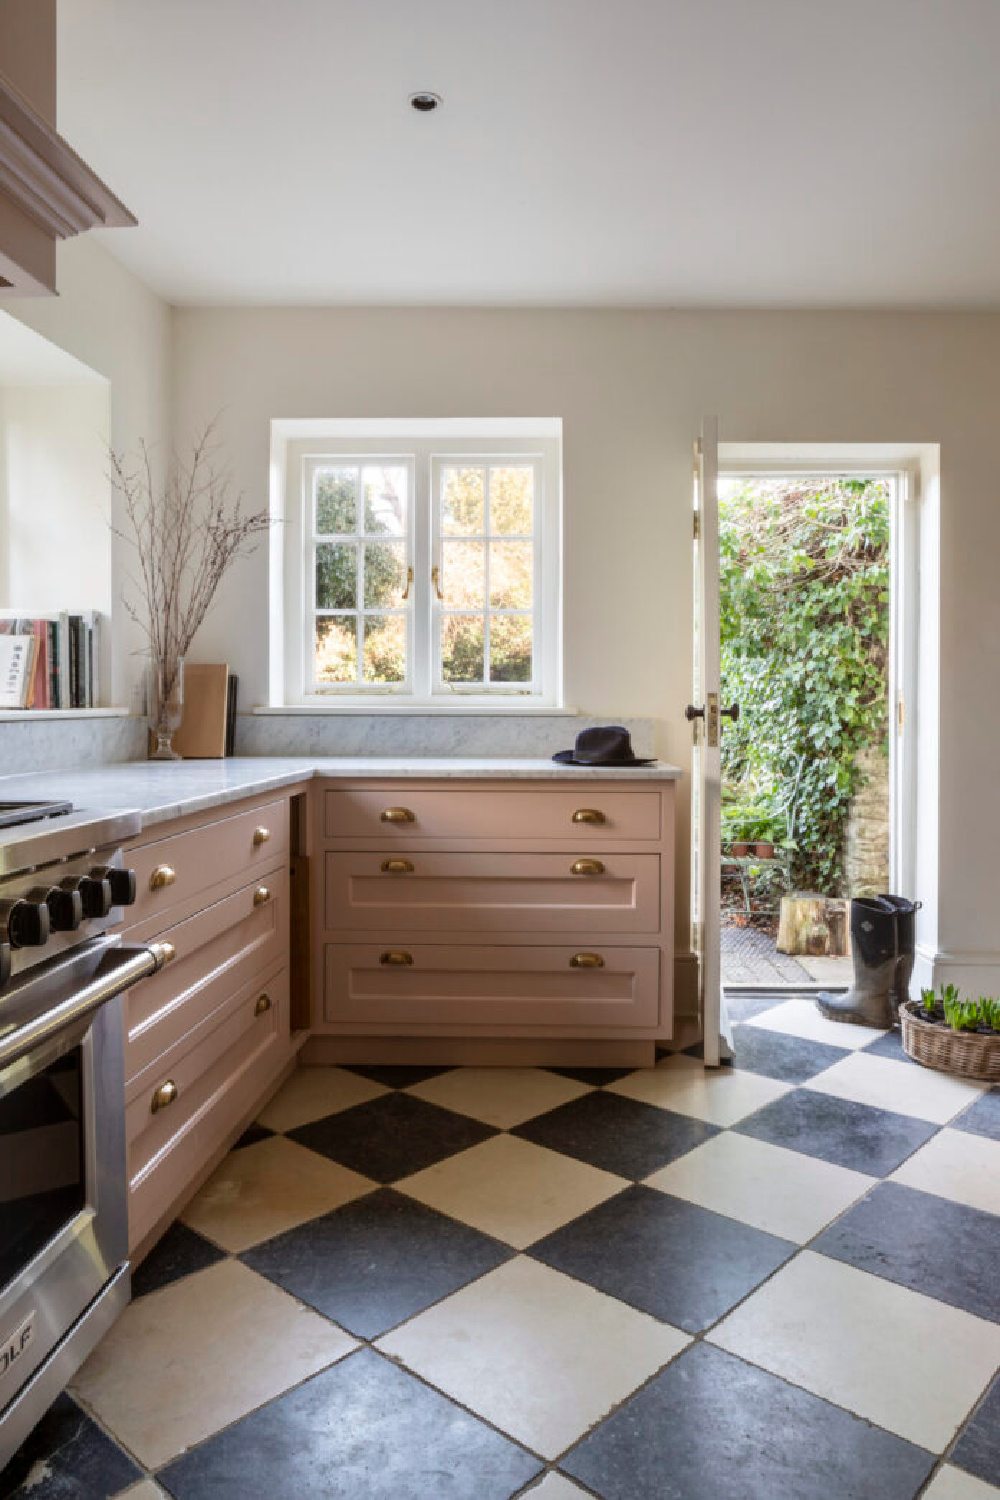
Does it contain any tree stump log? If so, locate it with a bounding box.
[776,894,851,957]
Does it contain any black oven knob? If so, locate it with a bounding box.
[91,867,137,908]
[67,874,114,919]
[0,897,49,948]
[40,885,83,933]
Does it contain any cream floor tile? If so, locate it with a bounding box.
[116,1484,172,1500]
[924,1467,1000,1499]
[524,1474,592,1498]
[180,1134,373,1252]
[803,1052,988,1124]
[398,1133,627,1248]
[708,1250,1000,1452]
[378,1257,688,1458]
[891,1128,1000,1215]
[745,999,885,1050]
[607,1053,791,1126]
[645,1131,875,1242]
[72,1259,356,1469]
[405,1066,592,1129]
[256,1065,387,1131]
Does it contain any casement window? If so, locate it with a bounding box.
[278,422,561,707]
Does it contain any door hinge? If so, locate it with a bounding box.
[693,511,701,541]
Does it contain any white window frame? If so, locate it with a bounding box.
[278,421,562,709]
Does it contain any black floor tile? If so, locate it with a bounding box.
[734,1088,938,1175]
[0,1393,141,1500]
[560,1341,934,1500]
[813,1180,1000,1323]
[130,1220,227,1300]
[288,1091,497,1184]
[156,1347,541,1499]
[952,1370,1000,1488]
[730,1024,850,1083]
[952,1087,1000,1141]
[546,1065,638,1087]
[862,1028,917,1064]
[512,1091,719,1179]
[232,1121,276,1149]
[343,1064,455,1089]
[241,1187,512,1338]
[529,1184,794,1332]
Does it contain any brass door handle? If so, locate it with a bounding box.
[431,564,445,601]
[572,809,606,825]
[252,826,271,846]
[254,992,272,1016]
[380,950,414,966]
[151,1079,178,1114]
[380,806,415,823]
[570,952,605,968]
[253,885,271,906]
[381,858,414,874]
[571,859,605,876]
[149,864,176,892]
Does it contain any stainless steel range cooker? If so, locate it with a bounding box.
[0,798,171,1469]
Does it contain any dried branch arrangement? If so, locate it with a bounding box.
[110,419,269,751]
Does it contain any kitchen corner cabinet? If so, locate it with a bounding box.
[309,778,675,1070]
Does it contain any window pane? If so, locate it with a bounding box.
[441,615,485,682]
[363,615,406,683]
[489,541,533,609]
[363,542,407,608]
[442,467,484,535]
[315,617,357,683]
[490,466,533,535]
[442,540,485,608]
[490,614,532,682]
[315,543,357,609]
[363,466,407,536]
[316,467,357,534]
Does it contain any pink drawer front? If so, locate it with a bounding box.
[325,944,660,1030]
[325,851,660,934]
[323,787,662,842]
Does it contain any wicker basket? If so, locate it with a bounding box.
[900,1002,1000,1081]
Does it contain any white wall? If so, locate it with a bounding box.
[171,305,1000,999]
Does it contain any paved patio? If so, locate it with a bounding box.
[722,924,852,989]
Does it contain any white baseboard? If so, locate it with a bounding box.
[915,944,1000,997]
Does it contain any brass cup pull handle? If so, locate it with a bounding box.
[381,858,415,874]
[149,864,176,892]
[252,826,271,846]
[572,809,606,825]
[380,806,415,823]
[571,859,606,876]
[570,952,605,969]
[254,992,272,1016]
[380,950,414,966]
[151,1079,178,1114]
[253,885,272,906]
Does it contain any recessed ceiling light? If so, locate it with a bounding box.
[409,92,442,113]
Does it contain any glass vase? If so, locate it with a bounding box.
[148,656,184,761]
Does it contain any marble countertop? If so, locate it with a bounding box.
[0,756,682,835]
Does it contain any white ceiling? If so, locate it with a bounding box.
[58,0,1000,308]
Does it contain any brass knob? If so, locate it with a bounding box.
[150,940,177,968]
[570,952,605,968]
[381,858,414,874]
[253,885,271,906]
[149,864,176,892]
[380,950,414,966]
[571,859,605,876]
[572,809,606,825]
[254,992,272,1016]
[150,1079,178,1114]
[252,826,271,846]
[380,806,415,823]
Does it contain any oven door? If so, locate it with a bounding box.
[0,938,163,1461]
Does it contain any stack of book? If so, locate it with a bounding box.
[0,612,103,710]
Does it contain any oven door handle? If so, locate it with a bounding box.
[0,942,171,1073]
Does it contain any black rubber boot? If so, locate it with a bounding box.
[817,897,897,1029]
[879,894,922,1019]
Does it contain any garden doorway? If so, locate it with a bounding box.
[716,467,908,991]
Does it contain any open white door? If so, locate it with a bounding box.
[688,417,733,1066]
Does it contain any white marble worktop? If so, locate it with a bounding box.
[0,756,682,835]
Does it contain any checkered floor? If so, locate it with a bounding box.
[5,997,1000,1500]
